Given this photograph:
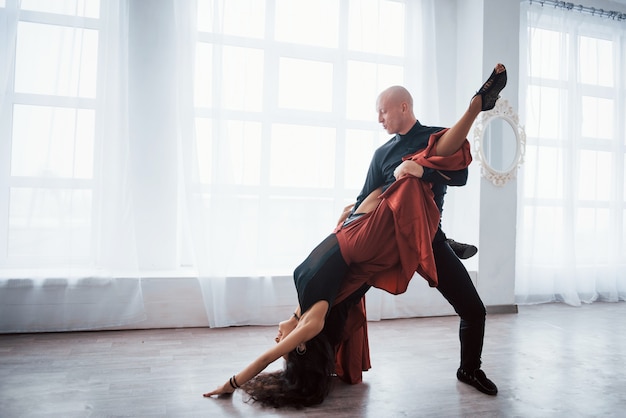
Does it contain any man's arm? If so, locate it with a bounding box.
[393,161,468,187]
[422,166,468,186]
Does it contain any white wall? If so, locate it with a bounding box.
[477,0,521,308]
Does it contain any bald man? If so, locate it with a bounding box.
[337,65,507,395]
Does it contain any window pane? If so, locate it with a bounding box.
[344,129,383,189]
[221,46,264,111]
[523,145,563,199]
[20,0,100,18]
[195,118,213,184]
[521,206,566,263]
[215,120,262,185]
[346,60,404,120]
[15,22,98,98]
[581,96,613,139]
[275,0,338,48]
[623,210,626,258]
[195,119,263,186]
[196,0,213,32]
[194,43,213,107]
[578,150,611,200]
[348,0,405,56]
[528,28,567,80]
[579,36,613,87]
[623,154,626,199]
[207,195,261,276]
[270,124,335,188]
[8,188,92,258]
[262,197,335,272]
[576,208,610,263]
[197,0,265,38]
[526,85,563,139]
[11,104,94,178]
[278,58,333,112]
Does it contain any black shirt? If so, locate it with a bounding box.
[352,121,469,217]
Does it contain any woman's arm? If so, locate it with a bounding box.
[202,343,291,397]
[203,301,328,397]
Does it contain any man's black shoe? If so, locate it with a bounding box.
[447,239,478,259]
[456,368,498,395]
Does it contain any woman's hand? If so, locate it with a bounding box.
[203,381,235,397]
[337,203,355,226]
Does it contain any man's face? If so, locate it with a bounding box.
[376,94,403,135]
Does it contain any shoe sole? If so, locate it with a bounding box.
[456,369,498,396]
[459,246,478,259]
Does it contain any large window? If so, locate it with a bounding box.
[1,0,422,278]
[517,3,626,304]
[192,0,415,276]
[0,0,101,270]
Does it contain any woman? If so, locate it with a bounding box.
[203,64,507,407]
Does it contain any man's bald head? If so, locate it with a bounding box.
[376,86,417,135]
[377,86,413,109]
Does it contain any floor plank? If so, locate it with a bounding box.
[1,302,625,417]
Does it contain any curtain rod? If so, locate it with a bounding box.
[528,0,626,21]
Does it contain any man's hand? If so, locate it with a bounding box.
[393,160,424,180]
[337,203,355,226]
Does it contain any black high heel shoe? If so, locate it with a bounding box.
[474,65,507,111]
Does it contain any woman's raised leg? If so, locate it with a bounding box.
[434,63,506,157]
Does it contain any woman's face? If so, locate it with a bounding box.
[275,319,300,359]
[275,320,292,343]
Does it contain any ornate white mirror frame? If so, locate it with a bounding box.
[472,99,526,187]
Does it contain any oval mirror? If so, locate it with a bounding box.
[472,99,526,186]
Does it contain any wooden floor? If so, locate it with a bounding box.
[1,302,625,418]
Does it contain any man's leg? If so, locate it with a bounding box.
[446,238,478,259]
[432,230,498,395]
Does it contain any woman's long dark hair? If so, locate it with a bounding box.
[241,333,335,408]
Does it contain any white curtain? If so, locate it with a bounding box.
[516,1,626,306]
[0,0,145,331]
[1,0,455,331]
[184,0,454,326]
